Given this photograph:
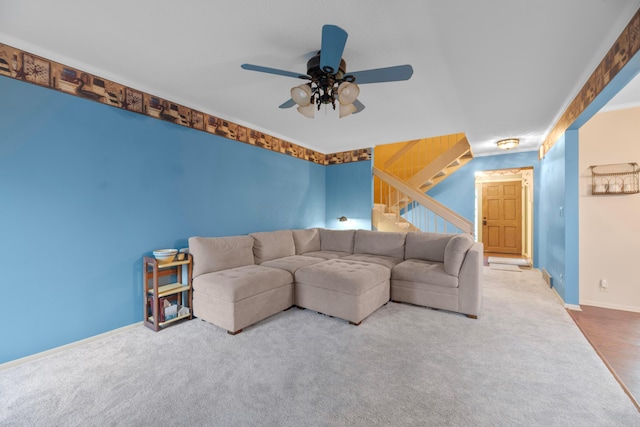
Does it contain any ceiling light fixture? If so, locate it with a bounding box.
[290,53,360,119]
[496,138,520,150]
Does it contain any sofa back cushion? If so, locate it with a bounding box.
[444,233,474,276]
[189,235,255,278]
[404,232,455,262]
[249,230,296,264]
[292,228,321,254]
[319,229,356,253]
[354,229,406,259]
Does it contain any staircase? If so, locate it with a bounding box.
[373,133,474,235]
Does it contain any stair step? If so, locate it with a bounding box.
[373,203,386,213]
[396,222,410,229]
[391,198,409,206]
[384,213,398,219]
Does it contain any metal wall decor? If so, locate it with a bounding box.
[590,162,639,195]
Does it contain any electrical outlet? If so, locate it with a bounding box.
[600,279,608,292]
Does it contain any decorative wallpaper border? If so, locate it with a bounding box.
[0,42,371,165]
[540,8,640,159]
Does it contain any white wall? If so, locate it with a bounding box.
[579,106,640,312]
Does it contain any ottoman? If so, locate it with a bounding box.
[294,259,391,325]
[193,264,293,335]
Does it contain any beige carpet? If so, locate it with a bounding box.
[1,268,638,426]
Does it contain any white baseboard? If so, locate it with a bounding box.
[579,300,640,313]
[550,287,581,311]
[0,322,142,371]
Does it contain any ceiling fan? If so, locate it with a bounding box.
[241,25,414,118]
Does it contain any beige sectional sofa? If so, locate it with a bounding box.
[189,228,482,335]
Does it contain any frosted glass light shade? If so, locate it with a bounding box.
[496,138,519,149]
[338,82,360,105]
[291,84,312,107]
[297,104,315,118]
[339,103,356,118]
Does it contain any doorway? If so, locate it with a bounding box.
[475,167,533,261]
[482,180,522,254]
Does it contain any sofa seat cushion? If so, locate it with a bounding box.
[249,230,295,264]
[189,235,255,278]
[302,250,351,260]
[193,265,293,303]
[260,255,325,274]
[295,259,390,296]
[341,254,404,270]
[392,259,458,288]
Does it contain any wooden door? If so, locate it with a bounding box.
[482,181,522,254]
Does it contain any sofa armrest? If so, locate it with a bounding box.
[457,242,483,317]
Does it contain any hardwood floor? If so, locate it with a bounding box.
[567,305,640,411]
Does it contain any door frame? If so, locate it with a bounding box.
[475,167,534,260]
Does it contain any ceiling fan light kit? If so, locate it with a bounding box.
[291,84,312,107]
[241,24,413,119]
[297,104,316,118]
[496,138,520,150]
[287,52,361,119]
[339,103,357,118]
[337,81,359,105]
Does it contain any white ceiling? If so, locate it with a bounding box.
[602,72,640,112]
[1,0,639,156]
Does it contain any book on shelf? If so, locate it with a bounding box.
[148,296,165,322]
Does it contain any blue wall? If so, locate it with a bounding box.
[427,151,540,222]
[0,77,328,363]
[325,161,373,230]
[537,131,580,305]
[536,52,640,307]
[11,42,632,360]
[426,151,540,263]
[563,130,579,305]
[538,135,567,300]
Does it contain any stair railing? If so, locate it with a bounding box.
[373,167,473,235]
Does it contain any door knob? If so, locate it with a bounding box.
[483,217,487,225]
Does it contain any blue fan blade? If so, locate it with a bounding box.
[241,64,308,79]
[353,99,365,114]
[348,65,413,84]
[279,98,296,109]
[320,25,348,74]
